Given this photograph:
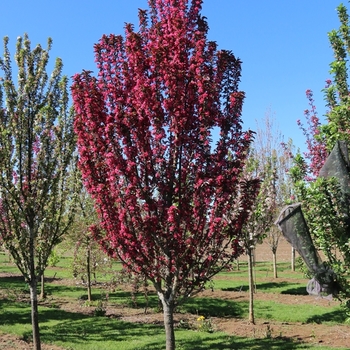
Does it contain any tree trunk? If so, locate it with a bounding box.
[86,246,92,302]
[291,247,295,271]
[159,293,175,350]
[40,273,45,299]
[247,247,255,324]
[272,250,278,278]
[29,280,41,350]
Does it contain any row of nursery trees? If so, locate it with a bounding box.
[0,1,349,349]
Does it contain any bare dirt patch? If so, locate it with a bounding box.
[0,332,64,350]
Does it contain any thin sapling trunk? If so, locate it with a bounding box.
[247,247,255,324]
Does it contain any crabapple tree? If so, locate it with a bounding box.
[72,1,259,348]
[0,35,77,350]
[288,3,350,314]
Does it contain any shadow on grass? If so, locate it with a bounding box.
[280,286,308,295]
[41,310,162,346]
[43,283,86,296]
[0,275,27,289]
[38,308,312,350]
[221,285,248,292]
[306,309,347,324]
[140,334,310,350]
[256,281,298,292]
[0,299,91,325]
[1,298,339,350]
[0,276,84,298]
[222,282,308,296]
[1,299,160,345]
[181,297,247,318]
[0,300,32,325]
[106,290,159,310]
[256,282,309,296]
[281,284,309,295]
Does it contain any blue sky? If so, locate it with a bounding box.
[0,1,345,151]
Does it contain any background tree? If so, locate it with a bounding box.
[278,138,298,271]
[239,112,295,324]
[68,186,111,302]
[72,1,260,349]
[0,35,77,350]
[287,3,350,315]
[239,152,276,324]
[253,112,295,278]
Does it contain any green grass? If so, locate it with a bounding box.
[205,261,310,296]
[210,277,309,295]
[0,300,347,350]
[0,251,349,349]
[180,296,345,324]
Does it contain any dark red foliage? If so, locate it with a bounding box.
[72,0,259,299]
[297,89,328,178]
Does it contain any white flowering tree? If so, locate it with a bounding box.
[0,35,77,350]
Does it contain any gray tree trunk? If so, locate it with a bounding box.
[291,247,295,271]
[29,280,41,350]
[40,274,45,299]
[247,247,255,324]
[86,246,92,302]
[159,293,175,350]
[272,250,278,278]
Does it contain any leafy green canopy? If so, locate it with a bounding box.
[0,34,77,282]
[282,4,350,314]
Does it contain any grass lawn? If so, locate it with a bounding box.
[0,299,346,350]
[0,251,349,349]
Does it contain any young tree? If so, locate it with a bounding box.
[286,3,350,310]
[240,156,276,324]
[68,186,111,302]
[240,113,295,323]
[0,35,77,350]
[253,113,295,278]
[72,1,259,348]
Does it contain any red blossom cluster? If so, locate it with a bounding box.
[72,0,259,298]
[297,89,328,178]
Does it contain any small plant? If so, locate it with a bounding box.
[196,315,214,333]
[264,324,273,339]
[295,257,312,279]
[48,249,60,267]
[177,319,190,330]
[110,268,151,312]
[79,292,108,316]
[46,299,60,309]
[78,294,89,307]
[93,293,108,317]
[82,300,93,307]
[153,304,163,313]
[175,343,186,350]
[21,331,32,343]
[94,299,107,317]
[341,298,350,323]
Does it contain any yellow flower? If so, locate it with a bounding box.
[197,315,205,322]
